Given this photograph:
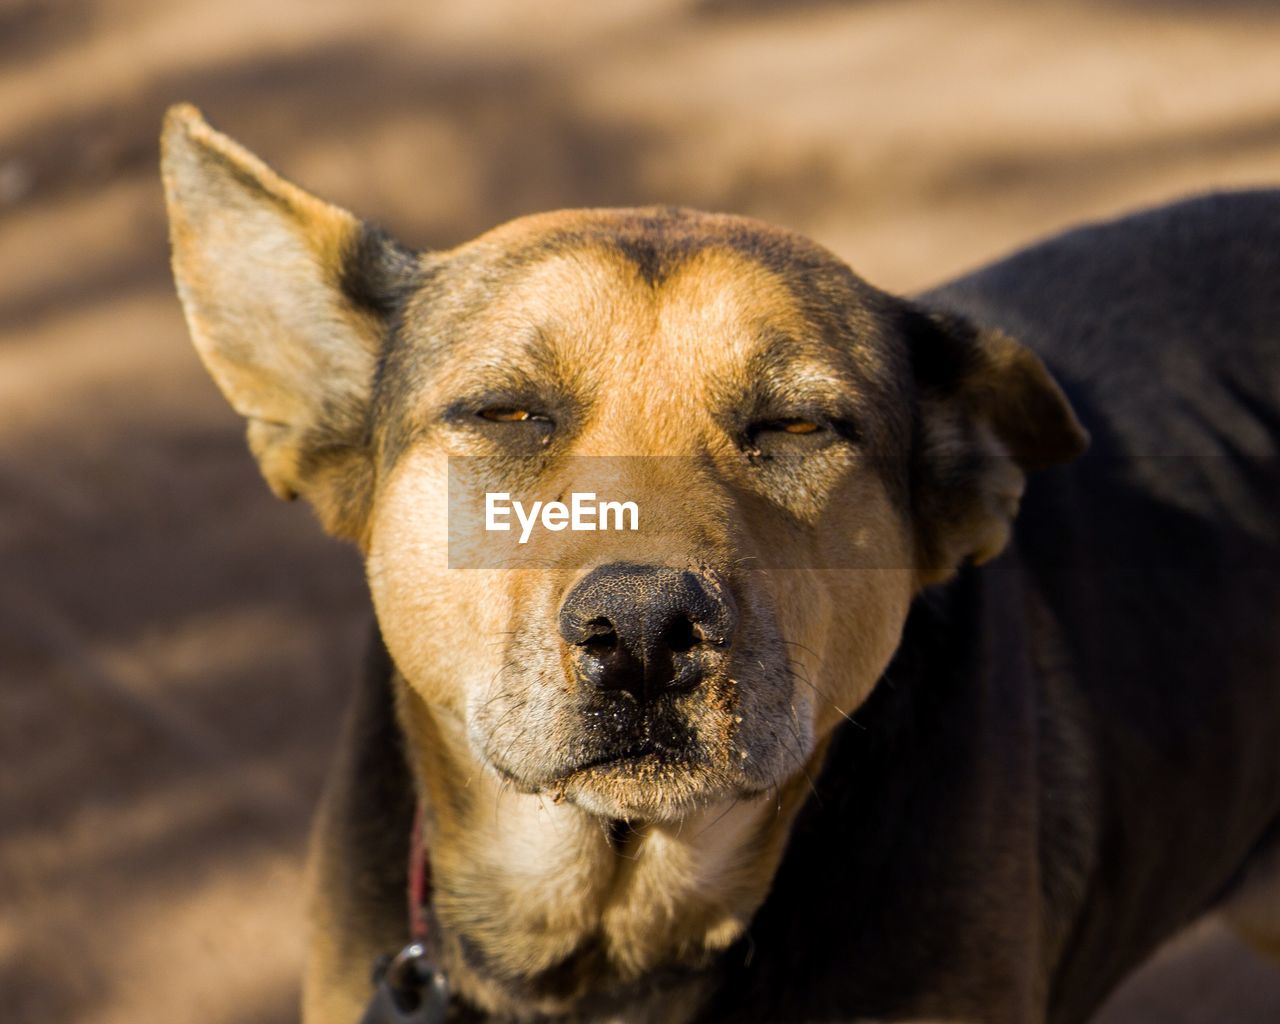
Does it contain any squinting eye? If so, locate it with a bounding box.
[780,420,820,435]
[745,416,844,458]
[754,418,824,436]
[478,408,549,423]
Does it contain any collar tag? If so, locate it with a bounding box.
[361,941,449,1024]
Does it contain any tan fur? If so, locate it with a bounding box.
[161,105,1084,1022]
[355,244,915,1015]
[391,668,827,1017]
[162,104,385,539]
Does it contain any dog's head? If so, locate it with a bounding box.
[162,106,1085,825]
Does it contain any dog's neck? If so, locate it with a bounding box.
[393,677,823,1021]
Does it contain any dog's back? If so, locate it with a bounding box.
[930,189,1280,473]
[931,190,1280,1020]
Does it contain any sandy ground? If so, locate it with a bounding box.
[2,1,1280,1021]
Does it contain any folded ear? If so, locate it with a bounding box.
[906,307,1089,585]
[161,104,417,542]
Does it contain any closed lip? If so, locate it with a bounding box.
[562,743,658,776]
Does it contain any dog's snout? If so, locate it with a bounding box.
[559,563,737,702]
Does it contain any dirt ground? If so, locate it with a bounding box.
[2,1,1279,1021]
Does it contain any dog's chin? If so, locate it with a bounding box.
[548,753,751,822]
[487,742,753,822]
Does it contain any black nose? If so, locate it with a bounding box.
[559,563,737,703]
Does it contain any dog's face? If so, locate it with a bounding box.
[163,107,1086,825]
[367,217,924,821]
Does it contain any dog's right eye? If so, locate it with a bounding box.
[477,408,549,424]
[471,407,556,448]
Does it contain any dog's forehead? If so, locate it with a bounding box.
[386,207,903,417]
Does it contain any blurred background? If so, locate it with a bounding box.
[3,1,1280,1021]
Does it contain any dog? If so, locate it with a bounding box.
[160,103,1280,1024]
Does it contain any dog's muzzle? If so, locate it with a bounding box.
[558,562,738,703]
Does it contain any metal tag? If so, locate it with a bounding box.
[360,942,450,1024]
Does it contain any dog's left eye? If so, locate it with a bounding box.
[745,416,857,458]
[775,419,821,435]
[749,418,828,442]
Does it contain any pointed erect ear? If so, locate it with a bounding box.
[905,306,1089,585]
[161,104,417,542]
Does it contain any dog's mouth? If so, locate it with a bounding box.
[547,704,706,787]
[514,691,764,819]
[560,742,659,777]
[479,691,749,819]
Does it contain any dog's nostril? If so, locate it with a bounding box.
[582,617,618,654]
[663,615,698,655]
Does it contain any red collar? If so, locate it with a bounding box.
[407,803,432,941]
[359,804,447,1023]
